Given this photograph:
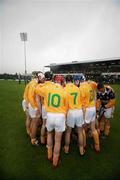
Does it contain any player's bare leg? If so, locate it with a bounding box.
[99,115,105,133]
[77,127,85,156]
[64,127,72,153]
[40,119,46,144]
[31,118,39,145]
[53,132,63,167]
[104,119,110,136]
[26,115,31,136]
[91,121,100,152]
[95,117,100,135]
[82,128,86,148]
[47,131,53,161]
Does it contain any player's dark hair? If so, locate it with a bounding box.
[65,75,73,83]
[97,82,104,90]
[45,71,53,80]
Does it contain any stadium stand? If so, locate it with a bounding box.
[45,57,120,83]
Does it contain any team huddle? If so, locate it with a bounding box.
[22,71,115,168]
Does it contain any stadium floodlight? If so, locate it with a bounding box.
[20,32,27,83]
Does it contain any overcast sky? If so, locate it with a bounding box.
[0,0,120,74]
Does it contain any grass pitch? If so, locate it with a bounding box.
[0,80,120,180]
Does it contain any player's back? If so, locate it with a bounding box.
[23,79,36,101]
[79,82,95,108]
[65,83,82,109]
[44,83,68,114]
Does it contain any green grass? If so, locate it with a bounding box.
[0,80,120,180]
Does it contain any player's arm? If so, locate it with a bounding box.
[34,85,46,112]
[105,89,115,109]
[36,95,42,110]
[23,83,30,102]
[79,86,86,109]
[22,83,30,111]
[35,94,42,116]
[28,86,38,109]
[96,93,101,112]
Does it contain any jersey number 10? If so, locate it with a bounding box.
[48,93,60,107]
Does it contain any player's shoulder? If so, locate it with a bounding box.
[65,83,77,91]
[80,81,88,86]
[45,82,54,90]
[105,85,114,93]
[54,83,62,88]
[88,80,97,90]
[72,84,80,91]
[36,83,45,89]
[65,83,74,87]
[80,81,90,89]
[29,79,37,86]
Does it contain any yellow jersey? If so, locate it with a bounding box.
[87,80,97,91]
[23,79,36,102]
[64,83,82,109]
[23,83,30,103]
[87,80,97,101]
[35,81,53,106]
[44,81,53,86]
[35,83,68,114]
[27,79,39,109]
[79,82,95,108]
